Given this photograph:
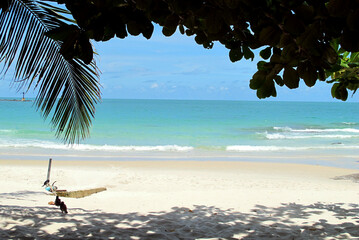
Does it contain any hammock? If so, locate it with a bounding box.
[52,187,107,198]
[43,158,107,198]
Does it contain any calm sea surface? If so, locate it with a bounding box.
[1,99,358,168]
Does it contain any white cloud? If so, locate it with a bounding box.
[151,83,159,89]
[220,86,229,91]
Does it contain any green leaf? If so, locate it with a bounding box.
[331,83,349,101]
[46,25,75,41]
[127,21,141,36]
[331,83,340,98]
[260,47,271,60]
[281,43,297,63]
[256,79,276,99]
[350,52,359,62]
[330,39,340,51]
[258,25,281,46]
[322,45,338,65]
[283,67,299,89]
[114,23,128,39]
[195,32,207,45]
[318,68,327,81]
[162,14,179,37]
[243,45,254,60]
[77,33,93,64]
[338,86,348,101]
[179,25,185,34]
[229,48,243,62]
[274,75,284,86]
[250,70,266,89]
[296,24,321,55]
[162,25,177,36]
[270,53,282,64]
[141,21,154,39]
[329,64,343,73]
[257,61,267,71]
[297,61,317,87]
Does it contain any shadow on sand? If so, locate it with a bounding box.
[0,202,358,239]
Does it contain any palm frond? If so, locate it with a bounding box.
[0,0,101,144]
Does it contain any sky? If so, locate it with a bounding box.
[0,25,358,102]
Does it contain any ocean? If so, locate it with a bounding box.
[1,98,358,168]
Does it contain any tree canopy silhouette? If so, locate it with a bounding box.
[1,0,359,143]
[50,0,359,100]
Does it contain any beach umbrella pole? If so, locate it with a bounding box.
[47,158,52,182]
[43,158,52,186]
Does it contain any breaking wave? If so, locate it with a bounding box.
[0,139,194,152]
[226,144,359,152]
[273,126,359,133]
[265,133,358,140]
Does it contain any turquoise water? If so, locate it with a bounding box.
[1,98,359,167]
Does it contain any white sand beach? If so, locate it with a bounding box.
[0,159,358,239]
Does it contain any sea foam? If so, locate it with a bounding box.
[226,144,359,152]
[273,126,359,133]
[265,133,358,140]
[0,139,194,152]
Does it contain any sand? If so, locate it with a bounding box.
[0,159,358,239]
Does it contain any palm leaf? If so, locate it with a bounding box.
[0,0,101,144]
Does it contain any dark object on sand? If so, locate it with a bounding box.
[55,196,61,206]
[42,179,50,187]
[333,173,359,183]
[54,196,68,214]
[60,201,68,214]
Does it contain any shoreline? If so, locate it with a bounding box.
[1,158,358,171]
[1,148,359,170]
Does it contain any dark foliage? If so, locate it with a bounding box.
[0,0,101,143]
[52,0,359,100]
